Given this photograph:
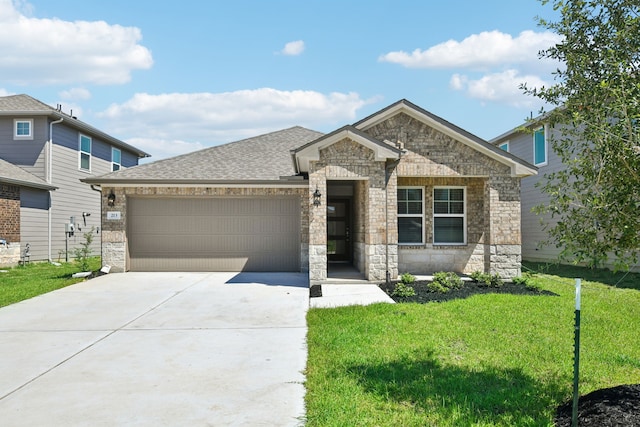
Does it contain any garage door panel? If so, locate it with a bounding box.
[127,197,300,272]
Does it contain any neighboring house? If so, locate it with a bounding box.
[0,159,57,266]
[84,99,536,282]
[0,94,149,264]
[491,117,563,264]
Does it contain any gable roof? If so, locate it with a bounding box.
[83,126,324,185]
[355,99,537,177]
[0,94,150,159]
[0,158,56,190]
[292,125,403,173]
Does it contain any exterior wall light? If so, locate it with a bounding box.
[313,188,322,206]
[107,191,116,207]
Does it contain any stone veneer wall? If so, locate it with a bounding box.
[0,184,20,243]
[101,186,309,273]
[366,113,523,279]
[309,138,397,282]
[484,176,522,278]
[0,243,21,267]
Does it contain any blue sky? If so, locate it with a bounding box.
[0,0,561,160]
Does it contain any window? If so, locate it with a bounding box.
[433,187,466,245]
[533,127,547,166]
[499,141,509,152]
[111,147,121,171]
[397,187,424,244]
[79,135,91,171]
[14,119,33,139]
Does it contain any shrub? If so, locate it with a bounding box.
[427,280,448,293]
[392,282,416,298]
[73,228,94,272]
[400,272,416,285]
[428,271,464,293]
[470,271,503,288]
[512,275,528,285]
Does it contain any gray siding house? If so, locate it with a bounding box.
[0,94,149,264]
[491,119,567,264]
[85,99,536,282]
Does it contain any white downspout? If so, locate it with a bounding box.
[47,117,64,262]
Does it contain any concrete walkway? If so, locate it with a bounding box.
[0,272,309,426]
[309,284,395,308]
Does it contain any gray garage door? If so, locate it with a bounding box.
[127,197,300,272]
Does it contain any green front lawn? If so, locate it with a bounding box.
[305,264,640,426]
[0,257,101,308]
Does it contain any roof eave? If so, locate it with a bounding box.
[81,178,309,187]
[0,178,57,190]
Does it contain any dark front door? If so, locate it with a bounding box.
[327,198,351,262]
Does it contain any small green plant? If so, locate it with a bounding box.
[512,275,528,285]
[400,272,416,285]
[428,271,464,293]
[426,280,448,293]
[470,271,503,288]
[73,228,94,272]
[392,281,416,298]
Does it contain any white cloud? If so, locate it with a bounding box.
[380,29,562,108]
[100,88,372,159]
[280,40,305,56]
[379,30,561,70]
[0,0,153,85]
[59,87,91,100]
[450,69,549,108]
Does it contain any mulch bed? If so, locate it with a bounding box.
[555,384,640,426]
[377,280,640,425]
[378,279,557,304]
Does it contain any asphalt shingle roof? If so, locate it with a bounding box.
[0,94,150,158]
[0,158,56,190]
[0,94,54,112]
[87,126,324,183]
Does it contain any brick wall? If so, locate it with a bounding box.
[0,184,20,243]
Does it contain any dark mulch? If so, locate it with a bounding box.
[555,384,640,426]
[378,280,557,304]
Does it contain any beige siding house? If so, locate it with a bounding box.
[85,100,536,282]
[0,94,149,264]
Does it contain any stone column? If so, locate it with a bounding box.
[101,186,127,272]
[308,172,327,282]
[484,176,522,278]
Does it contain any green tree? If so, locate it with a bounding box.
[524,0,640,270]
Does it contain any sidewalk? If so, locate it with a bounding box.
[309,283,395,308]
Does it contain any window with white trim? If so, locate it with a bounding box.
[433,187,466,245]
[111,147,121,171]
[79,135,91,171]
[14,119,33,139]
[499,141,509,152]
[533,126,547,166]
[397,187,424,244]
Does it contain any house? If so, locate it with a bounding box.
[490,117,562,265]
[0,159,56,266]
[84,99,536,282]
[0,94,150,265]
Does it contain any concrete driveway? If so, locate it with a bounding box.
[0,272,309,426]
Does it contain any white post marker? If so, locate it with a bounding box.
[575,278,581,310]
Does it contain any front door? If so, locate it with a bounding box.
[327,198,351,262]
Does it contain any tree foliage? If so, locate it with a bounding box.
[525,0,640,270]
